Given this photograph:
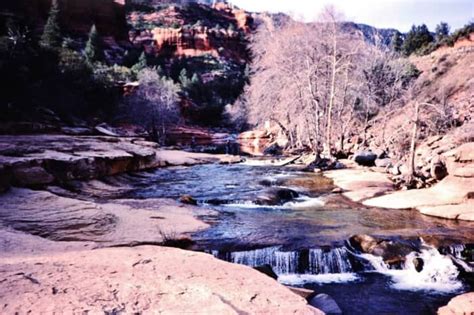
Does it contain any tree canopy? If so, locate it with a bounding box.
[40,0,61,48]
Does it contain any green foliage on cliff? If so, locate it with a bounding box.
[390,31,403,53]
[40,0,62,48]
[435,22,450,42]
[0,20,120,122]
[131,52,148,74]
[402,24,434,56]
[84,25,104,64]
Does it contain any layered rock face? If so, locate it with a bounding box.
[129,4,252,61]
[0,134,241,191]
[131,24,248,60]
[4,0,128,40]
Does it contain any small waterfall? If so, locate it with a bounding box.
[210,243,465,292]
[308,248,353,274]
[440,244,466,259]
[230,246,279,268]
[274,250,300,274]
[356,245,464,293]
[212,246,354,275]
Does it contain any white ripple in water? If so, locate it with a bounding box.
[279,273,360,285]
[359,246,464,293]
[283,196,326,209]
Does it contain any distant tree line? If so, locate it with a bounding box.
[391,21,474,56]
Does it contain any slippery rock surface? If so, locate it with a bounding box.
[0,135,241,190]
[0,246,321,314]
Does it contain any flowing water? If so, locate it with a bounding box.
[128,162,474,314]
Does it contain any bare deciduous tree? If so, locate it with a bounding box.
[243,6,368,157]
[123,69,181,143]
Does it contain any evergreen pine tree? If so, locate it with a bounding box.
[156,65,163,76]
[179,69,191,89]
[390,31,403,53]
[402,24,434,56]
[190,73,200,85]
[132,52,148,73]
[40,0,61,48]
[435,22,450,42]
[84,24,104,64]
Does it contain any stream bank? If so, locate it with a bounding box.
[0,134,473,314]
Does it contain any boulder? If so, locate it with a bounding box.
[61,127,93,135]
[287,286,315,299]
[399,164,410,175]
[349,234,417,265]
[353,151,377,166]
[263,143,283,156]
[375,158,392,168]
[12,166,55,186]
[452,164,474,178]
[438,292,474,315]
[431,160,448,180]
[256,188,299,205]
[95,124,119,137]
[455,142,474,162]
[371,148,386,159]
[390,165,401,175]
[413,257,424,272]
[179,195,198,206]
[349,234,378,253]
[0,246,321,314]
[308,293,342,315]
[254,264,278,280]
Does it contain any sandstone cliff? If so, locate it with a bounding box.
[128,3,252,61]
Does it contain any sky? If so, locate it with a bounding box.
[229,0,474,32]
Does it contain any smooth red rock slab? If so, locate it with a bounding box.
[0,246,321,314]
[438,292,474,315]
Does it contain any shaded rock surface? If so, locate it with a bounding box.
[0,135,241,190]
[0,246,321,314]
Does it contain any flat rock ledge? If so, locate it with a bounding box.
[0,246,321,314]
[324,149,474,221]
[324,159,394,202]
[0,188,215,255]
[0,134,241,190]
[363,175,474,221]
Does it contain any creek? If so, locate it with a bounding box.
[128,162,474,314]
